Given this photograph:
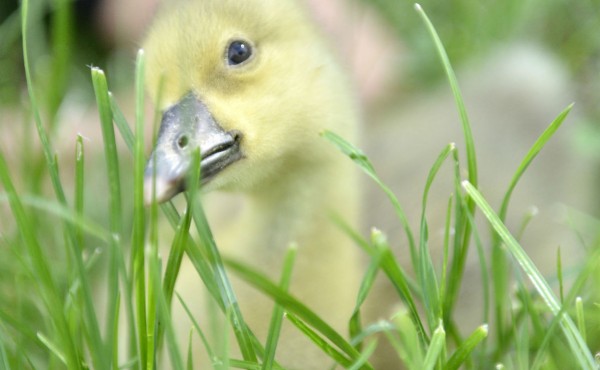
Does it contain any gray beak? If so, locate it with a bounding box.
[144,93,243,204]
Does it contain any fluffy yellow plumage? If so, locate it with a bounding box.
[143,0,361,368]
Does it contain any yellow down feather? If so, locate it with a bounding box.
[143,0,362,368]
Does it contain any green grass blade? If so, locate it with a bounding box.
[371,230,427,342]
[91,66,124,369]
[262,245,297,370]
[498,104,573,221]
[75,135,85,246]
[37,332,68,366]
[228,359,268,370]
[321,131,425,339]
[492,99,572,353]
[557,247,565,304]
[158,204,194,354]
[91,71,119,202]
[415,4,479,323]
[0,328,9,370]
[47,0,72,123]
[90,66,123,230]
[320,130,417,267]
[183,234,221,309]
[418,143,454,331]
[225,258,370,367]
[112,294,121,370]
[350,320,395,347]
[119,52,147,368]
[110,95,136,152]
[163,207,192,305]
[462,181,596,369]
[349,252,382,347]
[96,60,148,369]
[347,340,378,370]
[463,200,491,328]
[576,297,586,343]
[414,4,477,187]
[133,50,159,370]
[176,293,216,366]
[286,314,355,368]
[186,331,194,370]
[423,322,445,370]
[190,204,258,363]
[150,251,185,369]
[439,195,452,316]
[225,259,370,368]
[331,215,421,297]
[492,104,572,349]
[186,151,257,363]
[164,149,205,324]
[445,324,488,370]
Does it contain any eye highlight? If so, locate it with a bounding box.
[226,40,253,66]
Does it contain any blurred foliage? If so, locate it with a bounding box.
[357,0,530,89]
[359,0,600,182]
[0,1,23,107]
[0,0,109,111]
[358,0,600,98]
[532,0,600,119]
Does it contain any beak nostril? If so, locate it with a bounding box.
[177,135,189,149]
[231,130,243,142]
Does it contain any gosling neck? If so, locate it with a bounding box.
[239,152,359,259]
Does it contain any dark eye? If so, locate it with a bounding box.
[227,40,252,66]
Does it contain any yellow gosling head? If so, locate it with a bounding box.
[143,0,358,203]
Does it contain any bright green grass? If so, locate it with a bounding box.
[1,1,599,369]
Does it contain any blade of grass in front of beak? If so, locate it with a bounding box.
[186,151,258,363]
[155,192,194,356]
[138,49,185,369]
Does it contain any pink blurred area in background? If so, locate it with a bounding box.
[97,0,401,105]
